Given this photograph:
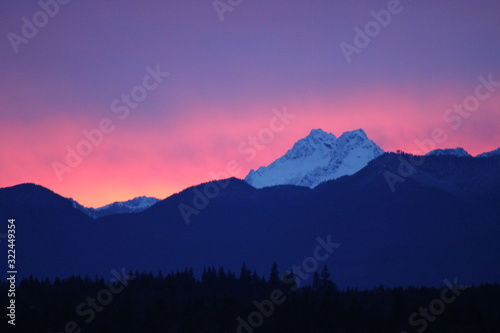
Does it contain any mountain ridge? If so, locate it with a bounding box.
[1,153,499,288]
[426,147,471,157]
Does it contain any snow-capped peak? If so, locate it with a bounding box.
[72,196,161,219]
[95,196,160,212]
[284,129,337,160]
[426,148,470,157]
[244,128,384,189]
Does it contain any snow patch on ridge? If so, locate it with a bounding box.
[72,196,161,219]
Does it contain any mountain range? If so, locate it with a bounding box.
[1,129,499,289]
[73,128,498,213]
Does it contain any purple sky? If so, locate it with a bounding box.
[1,0,499,206]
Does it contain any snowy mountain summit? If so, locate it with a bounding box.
[426,148,470,157]
[96,196,160,213]
[73,196,160,218]
[244,128,384,188]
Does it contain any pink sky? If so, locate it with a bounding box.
[0,1,499,207]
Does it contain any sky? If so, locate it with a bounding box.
[0,0,499,207]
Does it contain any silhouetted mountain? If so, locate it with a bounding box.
[0,183,95,279]
[476,147,500,158]
[1,154,499,289]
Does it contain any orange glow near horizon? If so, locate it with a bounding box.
[1,89,499,208]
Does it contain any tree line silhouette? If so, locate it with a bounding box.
[1,263,499,332]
